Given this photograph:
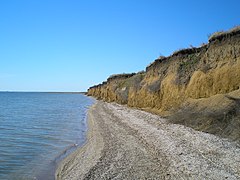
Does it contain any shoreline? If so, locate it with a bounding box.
[56,101,240,179]
[55,103,104,180]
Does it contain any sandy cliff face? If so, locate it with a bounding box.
[88,27,240,142]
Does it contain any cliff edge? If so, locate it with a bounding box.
[87,26,240,142]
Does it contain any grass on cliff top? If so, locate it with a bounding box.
[108,73,136,81]
[208,25,240,42]
[117,72,145,90]
[146,56,166,69]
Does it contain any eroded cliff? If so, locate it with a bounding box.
[88,26,240,142]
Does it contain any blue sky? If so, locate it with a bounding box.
[0,0,239,92]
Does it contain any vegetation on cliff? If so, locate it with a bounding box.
[88,26,240,142]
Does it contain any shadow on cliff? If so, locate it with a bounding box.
[169,93,240,143]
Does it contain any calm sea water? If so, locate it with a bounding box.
[0,92,94,180]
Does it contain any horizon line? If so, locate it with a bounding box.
[0,91,87,93]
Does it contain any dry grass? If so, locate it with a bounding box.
[208,25,240,42]
[146,56,166,70]
[107,73,136,81]
[117,72,145,90]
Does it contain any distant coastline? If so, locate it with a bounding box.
[0,91,87,94]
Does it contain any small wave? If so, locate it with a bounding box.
[54,143,81,165]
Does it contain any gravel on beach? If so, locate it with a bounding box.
[56,101,240,180]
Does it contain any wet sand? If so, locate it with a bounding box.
[56,101,240,179]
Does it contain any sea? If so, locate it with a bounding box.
[0,92,94,180]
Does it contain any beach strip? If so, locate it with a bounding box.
[56,101,240,179]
